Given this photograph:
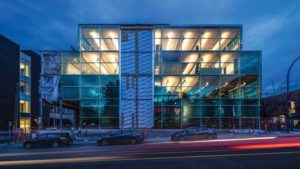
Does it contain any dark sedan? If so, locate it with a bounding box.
[23,132,73,148]
[171,127,217,141]
[97,130,144,146]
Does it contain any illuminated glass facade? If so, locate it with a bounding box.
[58,24,261,129]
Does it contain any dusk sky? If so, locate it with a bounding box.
[0,0,299,95]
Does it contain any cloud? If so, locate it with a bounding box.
[0,0,300,93]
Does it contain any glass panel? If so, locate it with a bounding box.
[161,63,181,74]
[100,118,119,128]
[100,29,119,38]
[80,39,101,51]
[99,75,119,86]
[61,87,79,99]
[80,118,99,128]
[201,106,220,117]
[80,106,99,117]
[80,99,99,106]
[162,29,181,38]
[162,118,181,129]
[182,118,200,128]
[81,75,99,86]
[101,52,119,63]
[241,106,260,117]
[80,87,100,99]
[161,52,181,62]
[241,87,259,99]
[240,52,260,75]
[61,63,80,75]
[61,75,80,86]
[161,39,182,51]
[100,39,119,51]
[99,87,119,99]
[81,63,100,74]
[61,52,79,63]
[182,52,200,63]
[80,25,99,39]
[183,106,201,117]
[82,52,100,63]
[100,63,119,74]
[100,106,119,117]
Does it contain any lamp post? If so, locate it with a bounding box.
[286,56,300,132]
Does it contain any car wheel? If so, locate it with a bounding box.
[101,140,108,146]
[130,138,137,145]
[52,142,59,148]
[24,143,31,148]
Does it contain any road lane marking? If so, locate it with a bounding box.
[1,150,300,166]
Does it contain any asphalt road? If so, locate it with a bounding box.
[1,136,300,169]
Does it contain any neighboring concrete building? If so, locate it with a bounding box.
[0,34,40,132]
[39,51,76,128]
[40,24,261,129]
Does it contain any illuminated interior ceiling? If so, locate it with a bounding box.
[81,52,119,74]
[79,28,120,75]
[81,29,119,51]
[157,28,239,51]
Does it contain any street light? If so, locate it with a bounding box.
[286,56,300,132]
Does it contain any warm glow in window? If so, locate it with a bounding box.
[20,62,30,77]
[20,100,30,113]
[20,118,30,131]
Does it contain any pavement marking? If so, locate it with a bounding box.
[1,150,300,166]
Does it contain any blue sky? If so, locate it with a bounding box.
[0,0,299,95]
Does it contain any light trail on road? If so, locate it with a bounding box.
[1,150,300,166]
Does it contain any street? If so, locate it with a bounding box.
[1,136,300,169]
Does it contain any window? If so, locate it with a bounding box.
[20,62,30,77]
[20,81,30,95]
[20,118,30,130]
[20,100,30,113]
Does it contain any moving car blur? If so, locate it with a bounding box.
[97,130,144,146]
[171,127,217,141]
[23,132,73,148]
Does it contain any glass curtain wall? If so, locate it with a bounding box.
[73,25,120,128]
[154,26,260,129]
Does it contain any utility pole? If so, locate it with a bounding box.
[286,56,300,132]
[59,97,63,133]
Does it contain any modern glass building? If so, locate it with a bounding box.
[45,24,261,129]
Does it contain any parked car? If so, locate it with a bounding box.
[97,130,144,146]
[23,132,73,148]
[171,127,217,141]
